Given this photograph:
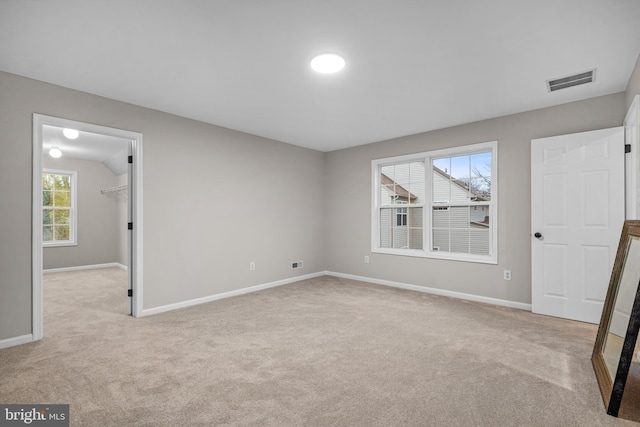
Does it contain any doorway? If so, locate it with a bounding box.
[32,114,143,341]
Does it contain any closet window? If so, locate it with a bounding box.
[43,169,77,246]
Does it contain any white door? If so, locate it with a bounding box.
[531,127,624,323]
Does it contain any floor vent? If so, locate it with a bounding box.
[546,69,595,92]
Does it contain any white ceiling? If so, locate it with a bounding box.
[43,125,130,175]
[2,0,640,152]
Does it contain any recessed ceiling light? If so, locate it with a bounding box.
[63,128,79,140]
[49,147,62,158]
[311,53,345,74]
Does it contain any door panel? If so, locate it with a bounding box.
[532,127,624,323]
[543,244,567,298]
[543,174,567,226]
[581,245,610,301]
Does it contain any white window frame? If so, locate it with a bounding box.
[371,141,498,264]
[42,169,78,247]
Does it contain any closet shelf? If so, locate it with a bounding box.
[101,184,128,201]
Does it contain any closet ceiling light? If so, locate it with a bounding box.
[310,53,345,74]
[49,147,62,158]
[63,128,79,139]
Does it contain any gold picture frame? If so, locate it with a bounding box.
[592,220,640,417]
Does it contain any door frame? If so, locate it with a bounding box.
[625,95,639,220]
[32,114,144,340]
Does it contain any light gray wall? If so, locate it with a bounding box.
[42,157,120,269]
[0,74,33,340]
[0,71,325,341]
[141,113,325,309]
[626,54,640,111]
[324,92,625,305]
[0,66,632,344]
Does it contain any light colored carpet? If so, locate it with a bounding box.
[0,268,638,426]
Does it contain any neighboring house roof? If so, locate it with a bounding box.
[382,168,490,202]
[432,166,490,201]
[381,173,417,201]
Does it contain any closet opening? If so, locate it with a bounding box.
[32,114,143,341]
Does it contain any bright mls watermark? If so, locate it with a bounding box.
[0,405,68,426]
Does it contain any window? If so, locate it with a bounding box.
[43,170,77,246]
[395,201,408,226]
[378,161,425,250]
[372,141,497,263]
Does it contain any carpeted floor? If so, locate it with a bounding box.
[1,268,638,426]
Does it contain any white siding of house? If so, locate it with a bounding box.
[408,207,423,249]
[379,206,423,249]
[470,229,490,255]
[433,170,471,204]
[380,185,394,205]
[380,165,489,253]
[432,227,489,255]
[379,162,425,249]
[433,172,450,202]
[379,208,393,248]
[432,171,490,255]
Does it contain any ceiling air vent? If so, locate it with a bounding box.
[546,69,596,92]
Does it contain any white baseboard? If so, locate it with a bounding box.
[44,263,127,273]
[324,271,532,311]
[5,270,529,350]
[140,271,325,317]
[0,334,33,350]
[141,270,530,317]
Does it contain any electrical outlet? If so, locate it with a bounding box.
[249,261,255,271]
[292,260,304,269]
[364,256,370,264]
[504,270,511,281]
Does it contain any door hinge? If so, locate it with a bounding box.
[128,289,133,297]
[128,155,133,163]
[128,222,133,230]
[625,144,631,153]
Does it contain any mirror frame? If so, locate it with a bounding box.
[592,219,640,416]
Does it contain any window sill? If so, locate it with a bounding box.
[43,241,77,248]
[372,247,497,264]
